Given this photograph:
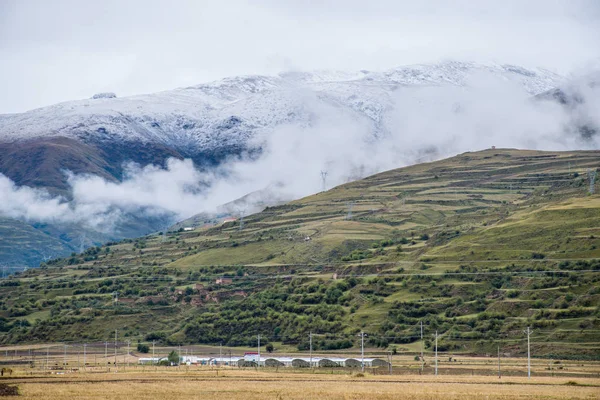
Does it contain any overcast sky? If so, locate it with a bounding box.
[1,0,599,113]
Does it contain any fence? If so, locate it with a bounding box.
[0,343,598,379]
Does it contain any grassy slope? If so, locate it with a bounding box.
[2,149,599,358]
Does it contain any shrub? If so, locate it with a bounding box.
[137,343,149,353]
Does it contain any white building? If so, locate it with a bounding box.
[241,354,378,368]
[140,353,382,368]
[138,357,165,365]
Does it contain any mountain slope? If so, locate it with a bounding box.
[0,61,573,268]
[0,62,562,147]
[0,61,565,195]
[2,149,599,359]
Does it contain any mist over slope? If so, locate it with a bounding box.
[0,61,599,267]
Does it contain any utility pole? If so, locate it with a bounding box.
[358,331,367,372]
[588,169,597,194]
[434,331,438,376]
[346,202,355,220]
[84,344,87,371]
[126,341,130,370]
[320,170,328,192]
[46,346,49,370]
[152,340,155,366]
[524,327,533,378]
[388,351,392,375]
[497,344,501,379]
[63,345,67,368]
[257,334,261,368]
[420,320,424,373]
[114,329,118,372]
[238,209,246,231]
[219,343,222,367]
[309,332,313,368]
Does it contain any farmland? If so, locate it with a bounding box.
[1,367,599,400]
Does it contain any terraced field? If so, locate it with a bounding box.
[1,149,599,359]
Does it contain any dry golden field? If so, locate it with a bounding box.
[1,369,599,400]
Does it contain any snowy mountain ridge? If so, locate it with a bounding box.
[0,61,563,152]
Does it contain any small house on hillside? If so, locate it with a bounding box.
[215,277,233,285]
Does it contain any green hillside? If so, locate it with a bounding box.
[2,149,599,359]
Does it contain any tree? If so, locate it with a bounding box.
[265,343,274,353]
[137,343,149,353]
[168,350,180,365]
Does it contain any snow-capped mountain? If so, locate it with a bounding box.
[0,61,563,152]
[1,61,589,268]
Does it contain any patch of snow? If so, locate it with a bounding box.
[0,61,564,152]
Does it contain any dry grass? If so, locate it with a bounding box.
[3,370,600,400]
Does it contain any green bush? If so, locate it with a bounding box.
[137,344,149,353]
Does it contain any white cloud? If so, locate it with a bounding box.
[0,67,598,234]
[1,0,599,113]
